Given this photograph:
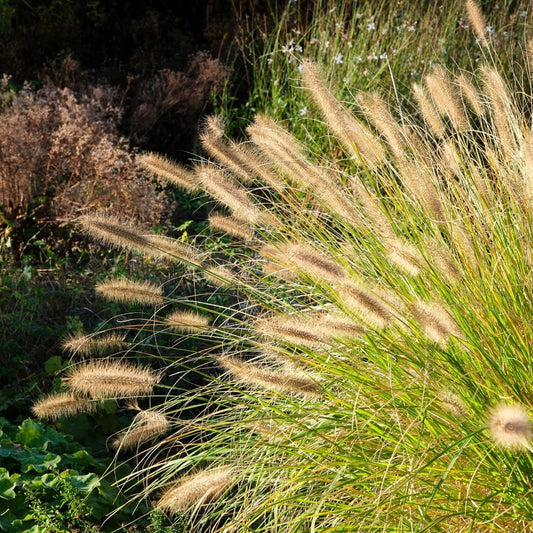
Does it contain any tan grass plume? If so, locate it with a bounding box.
[200,126,254,184]
[397,161,444,221]
[281,243,347,284]
[137,152,199,193]
[79,213,153,254]
[385,238,424,277]
[339,282,394,329]
[141,234,204,267]
[156,467,234,514]
[64,359,160,398]
[217,355,320,396]
[481,66,520,157]
[465,0,489,47]
[196,164,267,225]
[439,390,468,418]
[164,310,210,332]
[412,82,446,137]
[95,278,164,306]
[32,392,96,420]
[412,301,464,346]
[62,331,128,356]
[208,213,255,241]
[425,66,468,131]
[487,404,533,452]
[456,72,485,116]
[255,314,331,349]
[112,408,170,451]
[357,91,407,159]
[300,61,385,167]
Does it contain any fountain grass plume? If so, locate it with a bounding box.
[156,467,234,514]
[111,408,170,451]
[32,392,97,420]
[63,359,160,398]
[95,278,164,306]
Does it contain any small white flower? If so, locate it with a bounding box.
[520,10,527,17]
[407,24,416,32]
[299,106,308,116]
[379,53,388,60]
[367,22,376,31]
[334,53,343,64]
[310,38,320,45]
[335,22,344,29]
[294,45,303,53]
[343,77,350,84]
[324,40,330,49]
[354,55,362,63]
[485,25,494,34]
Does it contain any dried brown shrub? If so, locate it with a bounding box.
[0,75,169,226]
[129,51,228,144]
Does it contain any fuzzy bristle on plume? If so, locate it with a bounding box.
[95,278,164,305]
[141,234,204,267]
[157,467,234,514]
[62,331,128,356]
[465,0,488,47]
[217,355,320,396]
[196,164,267,225]
[164,310,210,332]
[300,60,385,167]
[487,404,533,452]
[32,392,97,420]
[137,152,199,192]
[112,409,170,451]
[64,359,160,398]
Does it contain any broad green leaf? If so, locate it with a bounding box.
[15,419,44,449]
[66,472,100,493]
[0,469,15,500]
[43,355,62,374]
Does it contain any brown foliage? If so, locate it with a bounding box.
[0,75,169,226]
[128,51,228,145]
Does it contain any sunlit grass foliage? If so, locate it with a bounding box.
[34,1,533,531]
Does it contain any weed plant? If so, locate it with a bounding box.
[34,1,533,531]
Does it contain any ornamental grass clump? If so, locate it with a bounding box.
[34,2,533,530]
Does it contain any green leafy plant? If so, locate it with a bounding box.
[0,417,153,531]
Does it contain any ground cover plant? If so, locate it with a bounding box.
[0,415,149,532]
[30,1,533,531]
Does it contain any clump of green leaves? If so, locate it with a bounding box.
[0,417,159,532]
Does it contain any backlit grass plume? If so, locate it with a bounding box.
[34,3,533,531]
[63,360,160,399]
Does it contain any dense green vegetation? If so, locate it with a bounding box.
[3,0,533,531]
